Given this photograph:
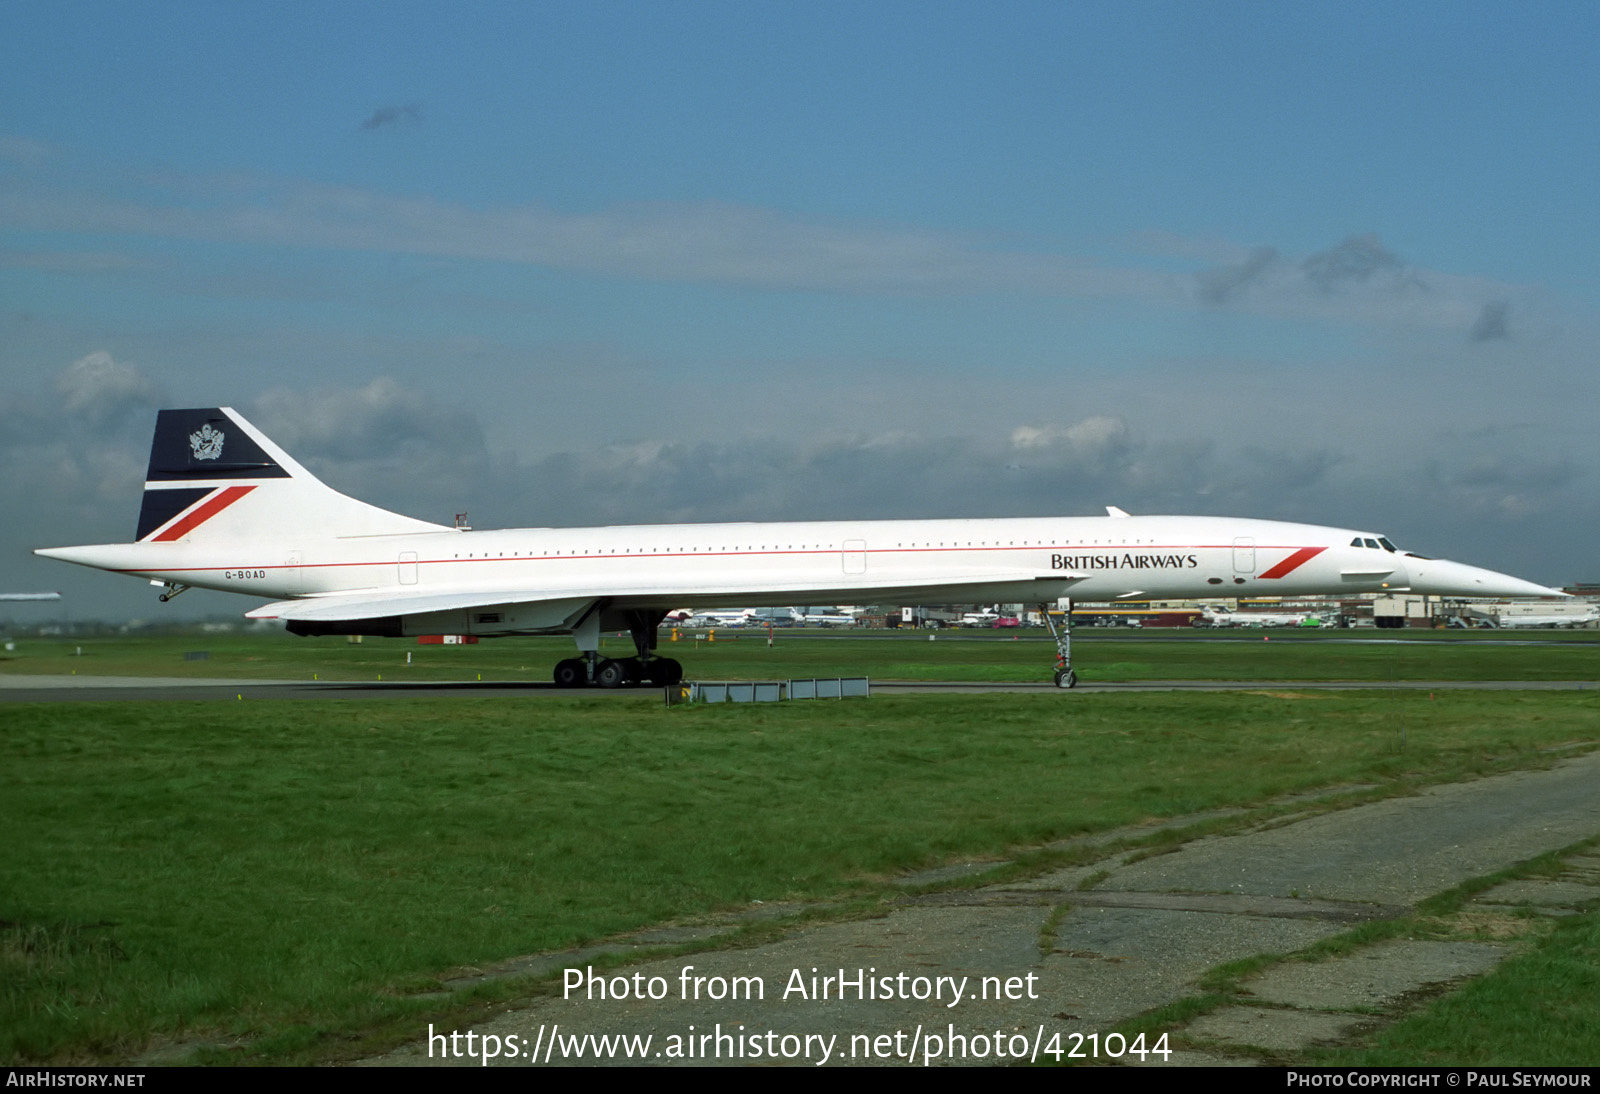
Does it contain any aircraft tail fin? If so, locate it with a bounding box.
[134,407,447,543]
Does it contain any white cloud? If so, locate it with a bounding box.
[248,377,491,522]
[1011,416,1128,454]
[53,350,162,427]
[0,251,152,272]
[3,354,160,553]
[0,156,1530,339]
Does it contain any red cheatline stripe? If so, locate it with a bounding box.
[150,486,256,542]
[1258,545,1327,579]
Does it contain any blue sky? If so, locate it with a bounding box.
[3,1,1596,619]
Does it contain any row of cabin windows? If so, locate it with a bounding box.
[448,538,1168,559]
[453,546,837,558]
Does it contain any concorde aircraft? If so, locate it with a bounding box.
[35,407,1565,689]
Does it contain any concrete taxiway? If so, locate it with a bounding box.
[357,749,1600,1067]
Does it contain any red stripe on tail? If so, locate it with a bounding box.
[151,486,256,541]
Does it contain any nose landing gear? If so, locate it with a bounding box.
[1041,600,1078,689]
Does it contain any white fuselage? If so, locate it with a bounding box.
[50,512,1549,637]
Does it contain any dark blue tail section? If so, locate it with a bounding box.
[145,408,290,483]
[137,408,290,541]
[130,406,445,544]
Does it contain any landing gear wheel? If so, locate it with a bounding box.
[655,658,683,686]
[1042,600,1077,690]
[594,658,629,689]
[553,659,586,688]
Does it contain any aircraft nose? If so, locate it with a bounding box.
[1408,557,1566,599]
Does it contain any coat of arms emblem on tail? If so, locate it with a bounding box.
[189,424,224,460]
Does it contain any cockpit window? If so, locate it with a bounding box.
[1362,538,1380,549]
[1350,537,1363,547]
[1377,537,1397,552]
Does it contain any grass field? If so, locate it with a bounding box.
[1323,908,1600,1067]
[2,631,1598,1065]
[4,626,1598,684]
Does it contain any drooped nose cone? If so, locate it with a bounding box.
[1407,556,1567,599]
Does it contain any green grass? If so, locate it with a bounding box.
[4,628,1597,683]
[3,688,1597,1063]
[1142,844,1600,1068]
[1322,908,1600,1066]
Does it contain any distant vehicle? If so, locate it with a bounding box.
[893,606,955,628]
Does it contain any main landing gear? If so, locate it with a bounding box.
[552,608,684,689]
[552,653,684,689]
[1041,599,1078,689]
